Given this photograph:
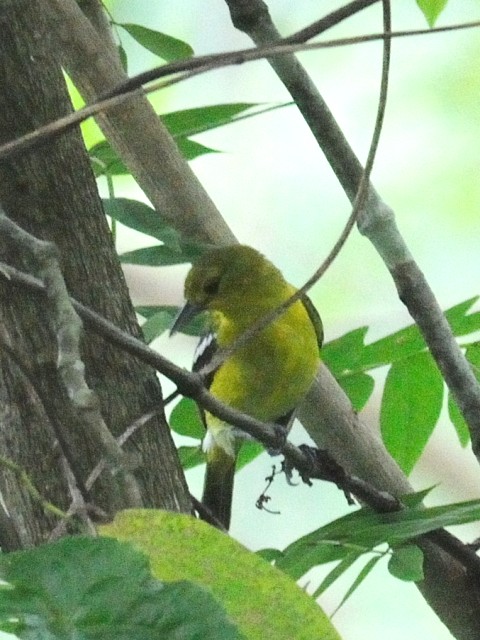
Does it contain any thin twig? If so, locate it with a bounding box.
[0,19,478,163]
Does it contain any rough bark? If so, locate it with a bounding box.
[0,0,191,549]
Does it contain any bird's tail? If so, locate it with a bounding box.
[202,445,236,530]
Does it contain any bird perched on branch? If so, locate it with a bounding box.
[171,244,322,529]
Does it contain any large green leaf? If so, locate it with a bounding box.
[118,23,193,61]
[101,510,342,640]
[380,351,444,474]
[0,536,240,639]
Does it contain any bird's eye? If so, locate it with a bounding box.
[203,277,221,296]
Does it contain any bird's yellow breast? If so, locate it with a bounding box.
[209,297,320,423]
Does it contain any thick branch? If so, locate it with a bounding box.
[44,0,235,246]
[223,0,480,462]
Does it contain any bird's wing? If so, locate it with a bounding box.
[300,293,324,351]
[192,330,218,432]
[192,330,218,389]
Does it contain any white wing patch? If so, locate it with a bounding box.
[193,332,216,368]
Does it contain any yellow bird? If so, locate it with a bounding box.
[171,245,322,529]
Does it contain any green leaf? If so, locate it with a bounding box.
[256,548,284,563]
[171,404,263,469]
[0,536,240,640]
[103,197,180,247]
[120,245,193,266]
[101,510,342,640]
[380,352,444,474]
[136,305,210,337]
[355,298,480,372]
[466,343,480,382]
[236,441,264,470]
[170,398,204,439]
[118,23,193,61]
[177,137,219,160]
[400,486,436,508]
[333,555,382,614]
[162,103,257,137]
[276,498,480,580]
[337,372,374,411]
[445,297,480,336]
[416,0,448,27]
[178,445,205,470]
[136,305,175,320]
[141,310,174,343]
[322,327,369,375]
[312,551,361,598]
[448,342,480,446]
[361,324,425,370]
[90,138,216,177]
[448,392,471,447]
[277,539,358,580]
[118,44,128,72]
[388,544,424,582]
[90,140,129,176]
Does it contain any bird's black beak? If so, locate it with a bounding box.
[169,301,203,336]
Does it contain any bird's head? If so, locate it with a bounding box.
[170,244,285,334]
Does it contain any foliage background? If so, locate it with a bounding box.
[70,1,480,639]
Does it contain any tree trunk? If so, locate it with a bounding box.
[0,0,191,550]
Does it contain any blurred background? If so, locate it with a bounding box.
[96,2,480,638]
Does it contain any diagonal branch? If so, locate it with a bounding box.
[44,0,235,246]
[3,259,480,582]
[200,0,391,382]
[222,0,480,460]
